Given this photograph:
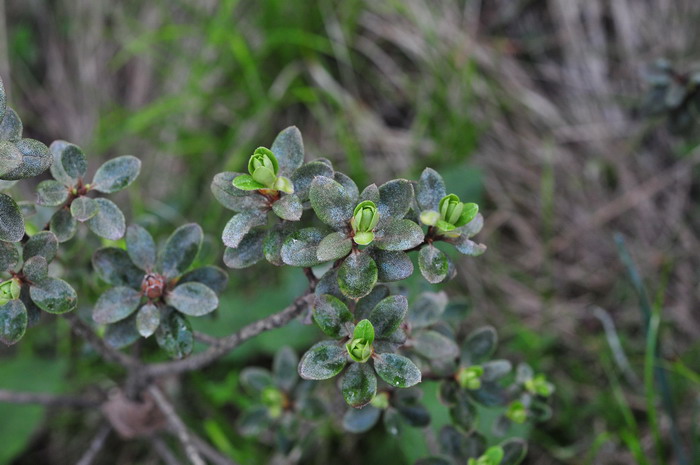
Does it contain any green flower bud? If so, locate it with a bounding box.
[0,278,21,306]
[248,147,280,188]
[273,176,294,194]
[505,400,528,424]
[351,201,379,245]
[419,210,440,226]
[261,386,286,419]
[525,374,554,397]
[370,392,390,409]
[346,319,375,363]
[467,446,504,465]
[456,365,484,390]
[436,194,479,235]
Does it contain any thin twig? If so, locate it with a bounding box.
[193,331,220,346]
[64,313,139,369]
[148,385,205,465]
[153,436,184,465]
[75,423,111,465]
[144,292,314,378]
[0,389,103,408]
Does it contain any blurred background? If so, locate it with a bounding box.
[1,0,700,464]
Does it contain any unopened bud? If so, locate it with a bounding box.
[456,366,484,390]
[0,278,21,306]
[351,201,379,245]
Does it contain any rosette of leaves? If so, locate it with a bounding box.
[91,223,227,358]
[437,326,517,433]
[35,140,141,242]
[0,77,52,182]
[0,232,77,345]
[298,293,422,408]
[640,59,700,134]
[413,168,486,284]
[342,387,430,435]
[492,363,554,435]
[237,347,325,451]
[300,175,424,299]
[414,426,527,465]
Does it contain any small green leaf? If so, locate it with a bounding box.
[155,311,194,359]
[368,295,407,338]
[92,247,143,288]
[86,198,126,240]
[0,299,27,345]
[413,330,459,360]
[416,168,446,212]
[378,179,414,221]
[317,232,352,262]
[22,231,58,262]
[179,266,228,294]
[375,219,424,251]
[126,224,156,271]
[462,326,498,366]
[309,176,354,229]
[418,245,449,284]
[271,194,302,221]
[166,281,219,317]
[232,174,265,190]
[342,405,381,433]
[69,196,98,222]
[136,303,160,337]
[49,208,77,242]
[50,141,87,184]
[280,227,325,267]
[157,223,203,279]
[35,180,69,207]
[0,241,19,271]
[298,341,347,380]
[455,203,479,227]
[272,346,299,392]
[29,277,77,314]
[291,161,335,202]
[373,353,421,388]
[0,193,24,242]
[313,294,353,338]
[222,211,267,249]
[342,363,377,408]
[92,155,141,193]
[271,126,304,175]
[22,256,48,282]
[338,252,378,299]
[93,287,142,324]
[212,172,268,212]
[223,229,265,269]
[240,367,274,394]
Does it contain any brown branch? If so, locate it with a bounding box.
[75,423,111,465]
[144,292,314,378]
[64,312,139,369]
[0,389,103,408]
[148,385,205,465]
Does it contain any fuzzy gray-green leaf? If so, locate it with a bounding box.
[368,295,408,338]
[166,281,218,316]
[126,224,156,271]
[373,352,421,388]
[50,208,77,242]
[461,326,498,366]
[359,184,380,204]
[1,139,51,180]
[342,405,381,433]
[0,108,22,143]
[334,172,359,202]
[92,247,144,288]
[272,194,302,221]
[51,142,87,184]
[22,256,48,282]
[23,231,58,263]
[501,438,528,465]
[263,224,290,266]
[222,211,267,249]
[371,249,414,282]
[0,193,24,242]
[240,367,273,394]
[155,311,193,359]
[280,227,325,267]
[92,155,141,193]
[223,229,265,269]
[408,291,448,328]
[0,299,27,345]
[312,294,353,338]
[104,315,140,349]
[309,176,354,229]
[179,266,228,294]
[450,234,487,257]
[291,161,335,202]
[413,330,459,360]
[317,231,352,262]
[378,179,414,220]
[211,171,268,212]
[449,398,477,433]
[70,196,98,222]
[86,198,126,240]
[418,245,449,284]
[271,126,304,175]
[342,363,377,408]
[338,252,378,300]
[36,180,69,206]
[273,346,299,392]
[136,303,160,338]
[298,341,347,380]
[29,277,77,314]
[93,286,142,324]
[158,223,203,278]
[0,241,19,271]
[375,219,424,251]
[416,168,446,212]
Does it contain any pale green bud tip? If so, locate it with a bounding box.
[351,201,379,245]
[347,319,374,363]
[506,401,528,424]
[420,210,440,226]
[525,374,554,397]
[457,366,484,390]
[370,392,390,409]
[0,278,21,304]
[353,231,374,246]
[261,386,286,419]
[273,176,294,194]
[470,446,505,465]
